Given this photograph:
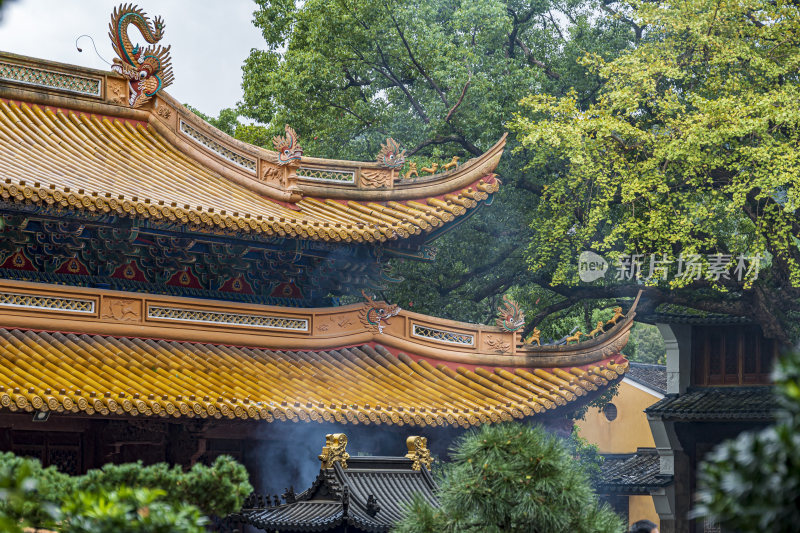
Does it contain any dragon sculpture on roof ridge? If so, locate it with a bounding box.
[273,124,304,165]
[108,4,174,108]
[359,290,400,334]
[496,295,525,332]
[376,138,406,169]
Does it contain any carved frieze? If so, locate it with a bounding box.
[485,334,511,354]
[360,168,394,189]
[106,77,129,106]
[101,297,141,322]
[260,163,283,186]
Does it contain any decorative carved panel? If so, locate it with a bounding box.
[101,297,141,322]
[260,163,283,186]
[106,77,129,105]
[360,169,394,188]
[485,334,511,354]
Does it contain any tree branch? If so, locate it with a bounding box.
[439,247,519,294]
[515,38,561,80]
[601,1,643,42]
[445,76,471,122]
[325,102,373,127]
[407,134,481,157]
[371,45,430,123]
[388,11,450,108]
[522,297,580,337]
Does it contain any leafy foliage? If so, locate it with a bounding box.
[0,459,59,533]
[203,0,800,341]
[693,351,800,531]
[0,452,75,527]
[76,456,251,517]
[564,426,605,484]
[235,0,637,328]
[393,423,623,533]
[0,453,251,529]
[624,323,666,365]
[510,0,800,341]
[61,487,207,533]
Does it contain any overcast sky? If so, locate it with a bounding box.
[0,0,266,116]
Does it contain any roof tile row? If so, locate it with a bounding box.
[0,328,626,427]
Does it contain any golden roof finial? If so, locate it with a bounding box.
[405,435,433,471]
[319,433,350,469]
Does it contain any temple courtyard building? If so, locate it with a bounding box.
[0,9,630,525]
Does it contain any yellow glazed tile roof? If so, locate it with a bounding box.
[0,99,499,243]
[0,328,627,428]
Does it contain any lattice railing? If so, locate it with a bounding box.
[297,167,355,184]
[0,292,95,313]
[0,61,101,96]
[148,306,308,331]
[179,120,257,172]
[412,324,474,346]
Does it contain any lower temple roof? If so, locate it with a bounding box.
[626,362,667,395]
[0,327,627,427]
[597,448,671,494]
[645,386,777,421]
[241,451,439,533]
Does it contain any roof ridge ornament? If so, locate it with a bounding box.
[376,138,406,169]
[365,494,381,517]
[359,290,400,334]
[108,4,174,108]
[319,432,350,469]
[496,295,525,332]
[273,124,304,165]
[405,435,433,471]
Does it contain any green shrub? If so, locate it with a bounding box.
[75,456,251,517]
[0,453,252,529]
[0,452,69,528]
[394,423,623,533]
[61,487,207,533]
[693,352,800,531]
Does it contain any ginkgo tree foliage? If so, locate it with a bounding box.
[220,0,798,342]
[510,0,800,341]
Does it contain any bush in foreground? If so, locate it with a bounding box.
[0,454,251,532]
[693,352,800,531]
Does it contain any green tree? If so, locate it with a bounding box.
[228,0,800,342]
[510,0,800,342]
[623,323,666,365]
[0,453,251,529]
[393,423,623,533]
[692,351,800,531]
[238,0,638,327]
[184,105,241,137]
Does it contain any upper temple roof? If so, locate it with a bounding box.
[0,52,504,245]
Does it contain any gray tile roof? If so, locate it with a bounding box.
[643,304,750,325]
[240,456,438,532]
[626,363,667,395]
[597,448,671,494]
[645,386,778,421]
